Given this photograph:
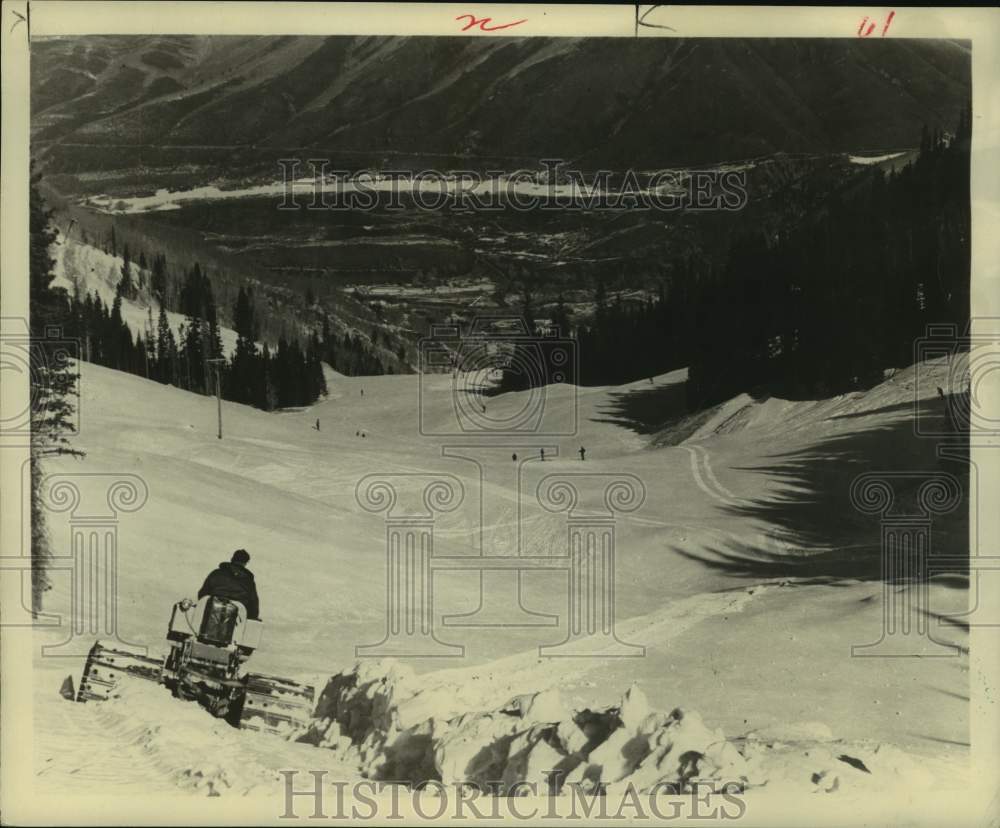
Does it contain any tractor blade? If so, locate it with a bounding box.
[76,640,164,702]
[239,673,315,738]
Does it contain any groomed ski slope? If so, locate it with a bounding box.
[33,355,970,798]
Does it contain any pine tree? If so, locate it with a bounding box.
[551,294,571,337]
[118,243,134,300]
[261,343,277,410]
[229,286,260,404]
[29,168,83,615]
[178,263,216,393]
[145,306,157,375]
[181,317,205,393]
[307,330,327,399]
[151,252,168,301]
[134,331,149,378]
[156,305,177,385]
[110,293,126,370]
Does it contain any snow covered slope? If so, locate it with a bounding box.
[33,356,970,799]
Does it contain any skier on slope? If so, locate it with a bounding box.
[197,548,260,620]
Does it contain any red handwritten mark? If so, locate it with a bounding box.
[858,10,895,37]
[882,10,895,37]
[455,14,528,33]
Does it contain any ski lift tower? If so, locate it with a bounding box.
[206,357,226,439]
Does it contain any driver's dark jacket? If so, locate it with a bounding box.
[198,562,260,620]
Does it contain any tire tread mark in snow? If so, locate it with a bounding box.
[684,444,749,507]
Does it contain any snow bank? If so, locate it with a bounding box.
[684,355,968,444]
[299,660,941,798]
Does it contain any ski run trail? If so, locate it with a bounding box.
[25,253,976,816]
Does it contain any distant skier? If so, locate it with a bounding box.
[937,385,967,434]
[579,446,586,461]
[540,448,546,462]
[315,419,320,431]
[512,452,518,463]
[198,549,260,620]
[937,387,951,431]
[361,388,364,397]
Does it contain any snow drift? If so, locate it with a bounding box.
[296,659,939,798]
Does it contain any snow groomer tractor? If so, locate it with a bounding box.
[75,596,315,737]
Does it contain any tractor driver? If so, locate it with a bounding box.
[197,548,260,620]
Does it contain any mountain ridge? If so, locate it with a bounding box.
[33,36,971,177]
